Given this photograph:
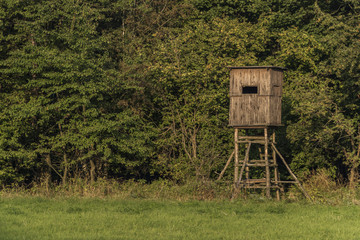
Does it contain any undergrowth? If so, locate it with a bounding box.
[1,170,360,205]
[0,178,233,201]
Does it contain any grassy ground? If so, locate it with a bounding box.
[1,197,360,240]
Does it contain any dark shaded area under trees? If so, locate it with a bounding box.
[0,0,359,189]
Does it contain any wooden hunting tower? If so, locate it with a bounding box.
[218,66,310,201]
[229,66,285,127]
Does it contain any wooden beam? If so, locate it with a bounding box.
[272,132,280,200]
[237,140,266,144]
[265,128,271,198]
[238,136,266,140]
[236,142,252,187]
[234,128,239,184]
[271,143,312,201]
[217,150,234,181]
[273,181,297,184]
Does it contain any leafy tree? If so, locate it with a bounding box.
[0,0,359,189]
[273,0,360,184]
[151,16,270,180]
[0,0,155,186]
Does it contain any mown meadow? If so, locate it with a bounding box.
[1,196,360,240]
[1,176,360,240]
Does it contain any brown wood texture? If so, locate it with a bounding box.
[265,128,271,198]
[217,150,234,181]
[270,68,283,125]
[271,143,312,201]
[229,127,309,201]
[229,67,284,127]
[234,128,239,184]
[272,132,280,200]
[236,142,251,187]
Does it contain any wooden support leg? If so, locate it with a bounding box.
[272,132,280,201]
[217,150,234,181]
[234,128,239,185]
[245,143,249,187]
[271,143,312,201]
[264,128,271,199]
[236,142,252,187]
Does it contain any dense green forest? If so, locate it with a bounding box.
[0,0,359,189]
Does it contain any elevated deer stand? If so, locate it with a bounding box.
[218,66,310,200]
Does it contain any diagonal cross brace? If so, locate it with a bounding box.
[236,142,252,187]
[271,143,312,201]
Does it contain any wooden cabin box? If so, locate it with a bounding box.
[229,66,285,127]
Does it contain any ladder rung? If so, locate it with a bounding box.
[273,180,297,184]
[240,160,275,163]
[239,185,280,189]
[238,160,276,166]
[246,163,278,167]
[243,179,266,183]
[237,140,266,144]
[238,136,265,140]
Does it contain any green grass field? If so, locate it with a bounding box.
[1,197,360,240]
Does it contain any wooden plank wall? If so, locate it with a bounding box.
[269,69,283,125]
[230,69,270,95]
[229,68,283,127]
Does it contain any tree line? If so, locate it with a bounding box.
[0,0,359,188]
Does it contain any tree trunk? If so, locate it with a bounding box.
[349,164,358,189]
[62,153,68,186]
[45,154,51,194]
[90,159,96,184]
[58,122,68,186]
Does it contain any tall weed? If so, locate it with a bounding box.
[1,174,360,205]
[287,169,360,205]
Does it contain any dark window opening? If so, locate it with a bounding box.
[242,86,258,94]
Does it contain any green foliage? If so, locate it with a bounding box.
[0,0,359,188]
[151,16,271,180]
[0,0,156,185]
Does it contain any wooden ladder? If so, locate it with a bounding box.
[218,128,311,201]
